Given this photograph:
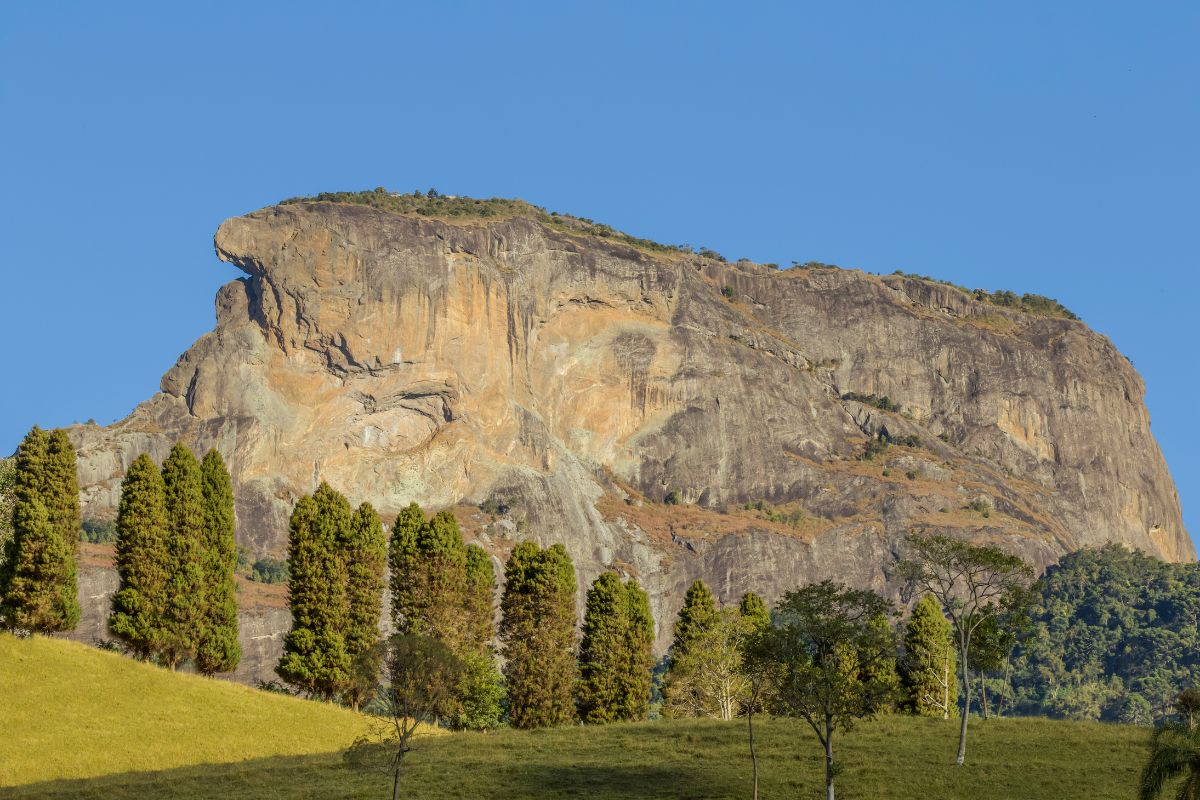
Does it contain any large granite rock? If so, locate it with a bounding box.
[66,200,1192,675]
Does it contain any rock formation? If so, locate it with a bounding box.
[66,197,1192,678]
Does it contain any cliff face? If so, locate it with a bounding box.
[68,200,1192,663]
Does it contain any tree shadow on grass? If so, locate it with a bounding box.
[3,751,742,800]
[1,752,356,800]
[474,763,740,800]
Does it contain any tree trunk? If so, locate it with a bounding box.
[997,653,1011,717]
[980,674,989,721]
[957,636,970,766]
[747,707,759,800]
[942,646,950,721]
[825,717,836,800]
[391,743,407,800]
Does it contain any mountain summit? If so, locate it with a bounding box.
[69,193,1192,661]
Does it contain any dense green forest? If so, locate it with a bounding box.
[1007,545,1200,724]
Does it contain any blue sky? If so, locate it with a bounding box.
[1,3,1197,549]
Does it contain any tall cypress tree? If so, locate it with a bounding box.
[195,449,240,675]
[671,580,718,660]
[417,510,468,647]
[1,428,46,629]
[901,593,958,718]
[500,542,578,729]
[109,453,171,659]
[464,543,495,651]
[1,427,80,633]
[454,543,503,731]
[620,578,655,721]
[45,430,82,545]
[341,501,386,710]
[389,504,503,727]
[0,458,16,607]
[739,591,770,630]
[577,571,629,723]
[343,502,386,658]
[662,579,720,714]
[389,501,426,633]
[864,612,902,712]
[575,573,654,724]
[160,443,207,669]
[277,483,351,699]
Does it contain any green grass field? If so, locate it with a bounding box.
[2,634,1152,799]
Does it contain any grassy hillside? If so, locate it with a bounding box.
[0,633,368,787]
[3,634,1153,799]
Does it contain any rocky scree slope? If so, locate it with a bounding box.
[66,199,1191,674]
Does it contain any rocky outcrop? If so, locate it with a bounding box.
[68,200,1192,668]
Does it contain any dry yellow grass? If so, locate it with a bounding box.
[0,633,370,787]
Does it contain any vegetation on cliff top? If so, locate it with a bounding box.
[280,188,692,257]
[890,269,1079,320]
[280,188,1080,321]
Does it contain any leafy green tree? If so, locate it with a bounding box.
[347,634,463,800]
[276,483,352,699]
[195,449,240,675]
[109,454,171,660]
[739,591,770,630]
[900,594,957,718]
[1139,721,1200,800]
[1122,693,1156,726]
[1,427,80,633]
[159,443,207,669]
[577,571,630,723]
[742,628,784,800]
[451,650,505,731]
[739,591,776,723]
[249,556,288,584]
[500,541,577,729]
[664,608,754,720]
[760,581,897,800]
[1178,689,1200,731]
[896,533,1033,765]
[968,614,1016,719]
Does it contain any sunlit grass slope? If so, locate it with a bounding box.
[0,633,369,787]
[5,637,1151,800]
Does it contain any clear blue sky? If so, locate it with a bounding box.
[2,3,1197,550]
